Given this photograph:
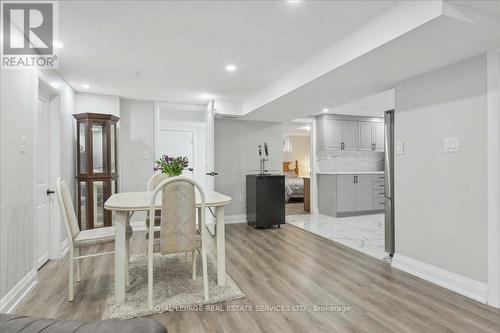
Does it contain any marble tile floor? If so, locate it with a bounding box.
[286,213,389,261]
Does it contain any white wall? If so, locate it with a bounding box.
[214,119,283,217]
[0,69,38,309]
[394,55,488,283]
[0,69,76,312]
[283,135,310,177]
[75,93,120,117]
[120,99,155,192]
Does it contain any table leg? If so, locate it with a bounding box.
[125,212,131,287]
[114,211,128,302]
[216,206,226,286]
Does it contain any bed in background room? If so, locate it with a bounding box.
[283,160,304,202]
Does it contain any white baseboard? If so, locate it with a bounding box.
[61,238,69,257]
[0,268,38,313]
[392,253,488,304]
[225,214,247,224]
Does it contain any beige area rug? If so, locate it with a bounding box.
[102,253,245,319]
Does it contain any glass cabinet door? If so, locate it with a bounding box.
[91,122,108,173]
[79,122,88,174]
[110,123,116,173]
[79,181,88,230]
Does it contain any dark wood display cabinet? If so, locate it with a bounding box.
[74,113,119,230]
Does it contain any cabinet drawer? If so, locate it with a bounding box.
[373,182,385,190]
[373,175,385,181]
[373,198,385,209]
[373,189,385,198]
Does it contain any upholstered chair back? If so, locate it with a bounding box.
[160,180,196,255]
[56,178,81,243]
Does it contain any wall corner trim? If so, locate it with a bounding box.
[392,254,488,304]
[0,268,38,313]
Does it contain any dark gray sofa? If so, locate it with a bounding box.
[0,313,167,333]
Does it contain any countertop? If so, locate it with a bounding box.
[316,171,384,175]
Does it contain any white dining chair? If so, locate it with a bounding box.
[144,173,167,253]
[147,176,209,309]
[55,177,132,301]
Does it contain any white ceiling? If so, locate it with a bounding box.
[244,1,500,121]
[57,0,393,104]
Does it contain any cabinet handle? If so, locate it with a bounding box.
[341,142,344,150]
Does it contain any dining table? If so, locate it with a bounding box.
[104,190,232,303]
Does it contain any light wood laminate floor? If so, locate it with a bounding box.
[16,224,500,333]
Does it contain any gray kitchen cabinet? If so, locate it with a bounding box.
[319,174,385,217]
[336,175,374,213]
[359,122,385,152]
[341,121,359,151]
[337,175,356,212]
[359,122,374,151]
[355,175,373,211]
[316,114,383,153]
[325,120,342,150]
[374,123,385,152]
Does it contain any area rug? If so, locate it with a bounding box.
[102,253,245,319]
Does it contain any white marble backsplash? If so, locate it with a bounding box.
[317,151,384,172]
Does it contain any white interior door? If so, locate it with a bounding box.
[36,92,51,269]
[205,102,215,232]
[157,130,195,177]
[205,102,215,191]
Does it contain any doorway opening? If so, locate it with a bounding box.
[282,122,312,217]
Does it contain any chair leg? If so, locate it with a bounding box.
[125,238,130,287]
[148,233,154,310]
[192,250,197,280]
[69,248,74,302]
[76,248,81,282]
[201,247,209,302]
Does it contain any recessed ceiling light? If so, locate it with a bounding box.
[82,84,90,89]
[299,125,311,131]
[225,64,237,72]
[287,0,302,4]
[53,41,64,48]
[201,93,215,100]
[322,108,329,113]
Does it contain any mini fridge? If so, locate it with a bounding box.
[246,174,285,228]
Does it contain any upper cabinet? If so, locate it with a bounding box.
[317,114,384,152]
[374,123,385,152]
[359,122,385,152]
[325,120,342,150]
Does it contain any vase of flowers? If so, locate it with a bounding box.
[154,154,193,177]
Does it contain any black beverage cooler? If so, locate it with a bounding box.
[246,174,285,228]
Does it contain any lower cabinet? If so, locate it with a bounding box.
[318,174,385,218]
[337,175,374,213]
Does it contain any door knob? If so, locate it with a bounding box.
[46,189,55,195]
